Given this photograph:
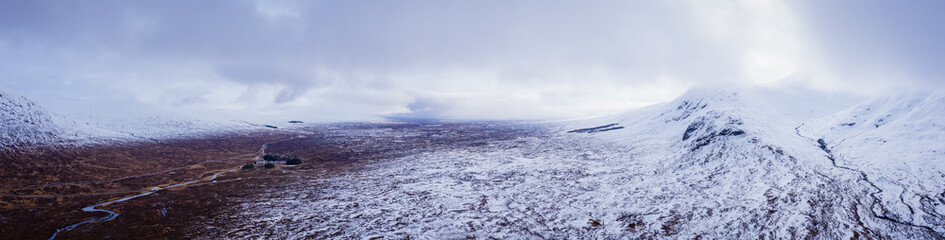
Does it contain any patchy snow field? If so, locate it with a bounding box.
[201,88,944,239]
[5,86,942,239]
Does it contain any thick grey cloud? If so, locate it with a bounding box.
[788,0,945,90]
[0,0,940,121]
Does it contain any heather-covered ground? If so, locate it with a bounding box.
[2,119,943,239]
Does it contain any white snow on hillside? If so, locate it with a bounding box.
[559,86,945,237]
[4,83,944,237]
[55,99,257,142]
[0,90,65,148]
[213,86,943,239]
[800,91,945,232]
[0,88,261,149]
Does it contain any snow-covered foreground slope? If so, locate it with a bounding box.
[800,91,945,233]
[208,88,943,239]
[0,89,259,149]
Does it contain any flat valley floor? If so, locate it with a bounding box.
[1,122,942,239]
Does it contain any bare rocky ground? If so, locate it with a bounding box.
[3,122,943,239]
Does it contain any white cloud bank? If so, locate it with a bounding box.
[0,0,941,121]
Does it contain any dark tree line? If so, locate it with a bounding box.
[262,154,303,165]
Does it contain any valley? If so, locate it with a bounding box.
[0,123,535,239]
[2,88,944,239]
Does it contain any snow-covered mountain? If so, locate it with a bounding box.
[556,86,944,238]
[3,83,942,238]
[23,83,934,238]
[53,98,258,142]
[224,87,943,239]
[800,91,945,232]
[0,89,260,149]
[0,90,67,149]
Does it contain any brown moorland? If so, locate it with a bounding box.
[0,122,533,240]
[0,131,295,239]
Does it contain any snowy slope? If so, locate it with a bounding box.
[0,90,66,149]
[184,86,943,239]
[551,87,943,238]
[0,88,261,149]
[54,99,257,142]
[559,87,829,157]
[800,91,945,232]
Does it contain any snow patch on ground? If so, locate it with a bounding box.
[208,87,943,239]
[801,91,945,232]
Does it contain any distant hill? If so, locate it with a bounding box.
[0,89,262,150]
[0,90,66,149]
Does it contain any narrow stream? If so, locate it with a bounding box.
[47,141,273,240]
[794,123,941,237]
[47,169,236,240]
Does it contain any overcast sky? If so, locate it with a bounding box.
[1,0,943,121]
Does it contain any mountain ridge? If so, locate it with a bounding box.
[560,86,944,238]
[0,90,66,149]
[0,89,264,150]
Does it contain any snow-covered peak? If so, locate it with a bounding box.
[551,86,945,236]
[560,86,838,165]
[664,85,861,119]
[558,87,755,135]
[657,87,744,122]
[806,91,945,135]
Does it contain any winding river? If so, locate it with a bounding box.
[47,169,236,240]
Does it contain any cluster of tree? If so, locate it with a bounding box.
[262,154,303,165]
[264,163,275,169]
[241,163,254,169]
